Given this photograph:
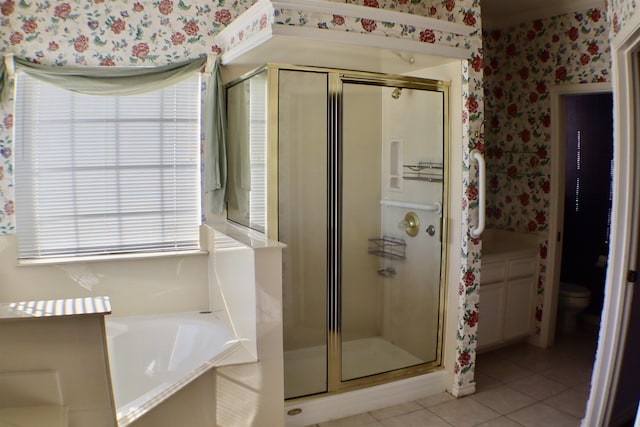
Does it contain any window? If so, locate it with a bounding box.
[14,73,202,260]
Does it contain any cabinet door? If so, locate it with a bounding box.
[504,276,535,340]
[482,261,506,284]
[477,282,506,351]
[508,257,536,280]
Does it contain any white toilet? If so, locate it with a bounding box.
[558,282,592,334]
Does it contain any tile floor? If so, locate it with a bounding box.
[309,327,597,427]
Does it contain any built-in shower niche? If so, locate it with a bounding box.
[225,64,448,400]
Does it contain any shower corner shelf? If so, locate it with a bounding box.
[368,237,406,260]
[402,162,444,183]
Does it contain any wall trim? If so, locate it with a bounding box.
[273,0,474,36]
[450,381,476,398]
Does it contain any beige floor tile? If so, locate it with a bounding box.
[572,380,592,394]
[380,409,451,427]
[540,363,593,387]
[471,385,536,415]
[429,397,500,427]
[313,330,595,427]
[475,417,524,427]
[476,350,511,365]
[506,402,581,427]
[318,412,383,427]
[475,360,532,383]
[415,392,456,409]
[509,350,568,373]
[474,372,503,392]
[370,401,424,421]
[506,373,568,400]
[543,386,590,418]
[498,343,544,362]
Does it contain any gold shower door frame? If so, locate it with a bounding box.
[233,63,450,397]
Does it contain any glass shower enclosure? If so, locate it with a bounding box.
[225,65,448,399]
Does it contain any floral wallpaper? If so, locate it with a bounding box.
[0,0,254,66]
[340,0,480,25]
[483,7,611,334]
[0,0,484,395]
[608,0,638,36]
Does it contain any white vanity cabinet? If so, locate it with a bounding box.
[477,252,538,352]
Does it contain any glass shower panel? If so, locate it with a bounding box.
[279,70,329,399]
[341,83,444,382]
[226,71,267,233]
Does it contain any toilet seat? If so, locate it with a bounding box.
[560,282,591,298]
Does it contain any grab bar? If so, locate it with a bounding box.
[470,149,485,238]
[380,199,442,215]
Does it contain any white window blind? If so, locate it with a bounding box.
[14,73,202,260]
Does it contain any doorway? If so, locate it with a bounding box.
[541,82,613,348]
[559,93,614,331]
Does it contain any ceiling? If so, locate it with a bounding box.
[481,0,606,28]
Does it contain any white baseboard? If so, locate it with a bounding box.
[450,381,476,397]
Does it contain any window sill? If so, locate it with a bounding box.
[17,249,209,267]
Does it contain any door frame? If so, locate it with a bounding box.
[540,82,612,348]
[583,13,640,426]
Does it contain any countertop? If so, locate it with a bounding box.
[482,229,540,262]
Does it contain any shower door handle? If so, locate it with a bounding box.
[471,149,485,238]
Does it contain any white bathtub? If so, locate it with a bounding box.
[105,311,246,426]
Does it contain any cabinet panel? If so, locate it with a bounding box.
[481,262,506,284]
[504,277,535,340]
[508,257,536,279]
[477,283,506,351]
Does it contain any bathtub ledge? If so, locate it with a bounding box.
[0,296,111,320]
[204,221,286,250]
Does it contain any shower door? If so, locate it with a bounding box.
[279,69,329,399]
[340,81,446,383]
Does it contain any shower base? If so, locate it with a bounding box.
[284,336,424,399]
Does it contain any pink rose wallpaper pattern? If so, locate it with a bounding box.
[483,7,611,333]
